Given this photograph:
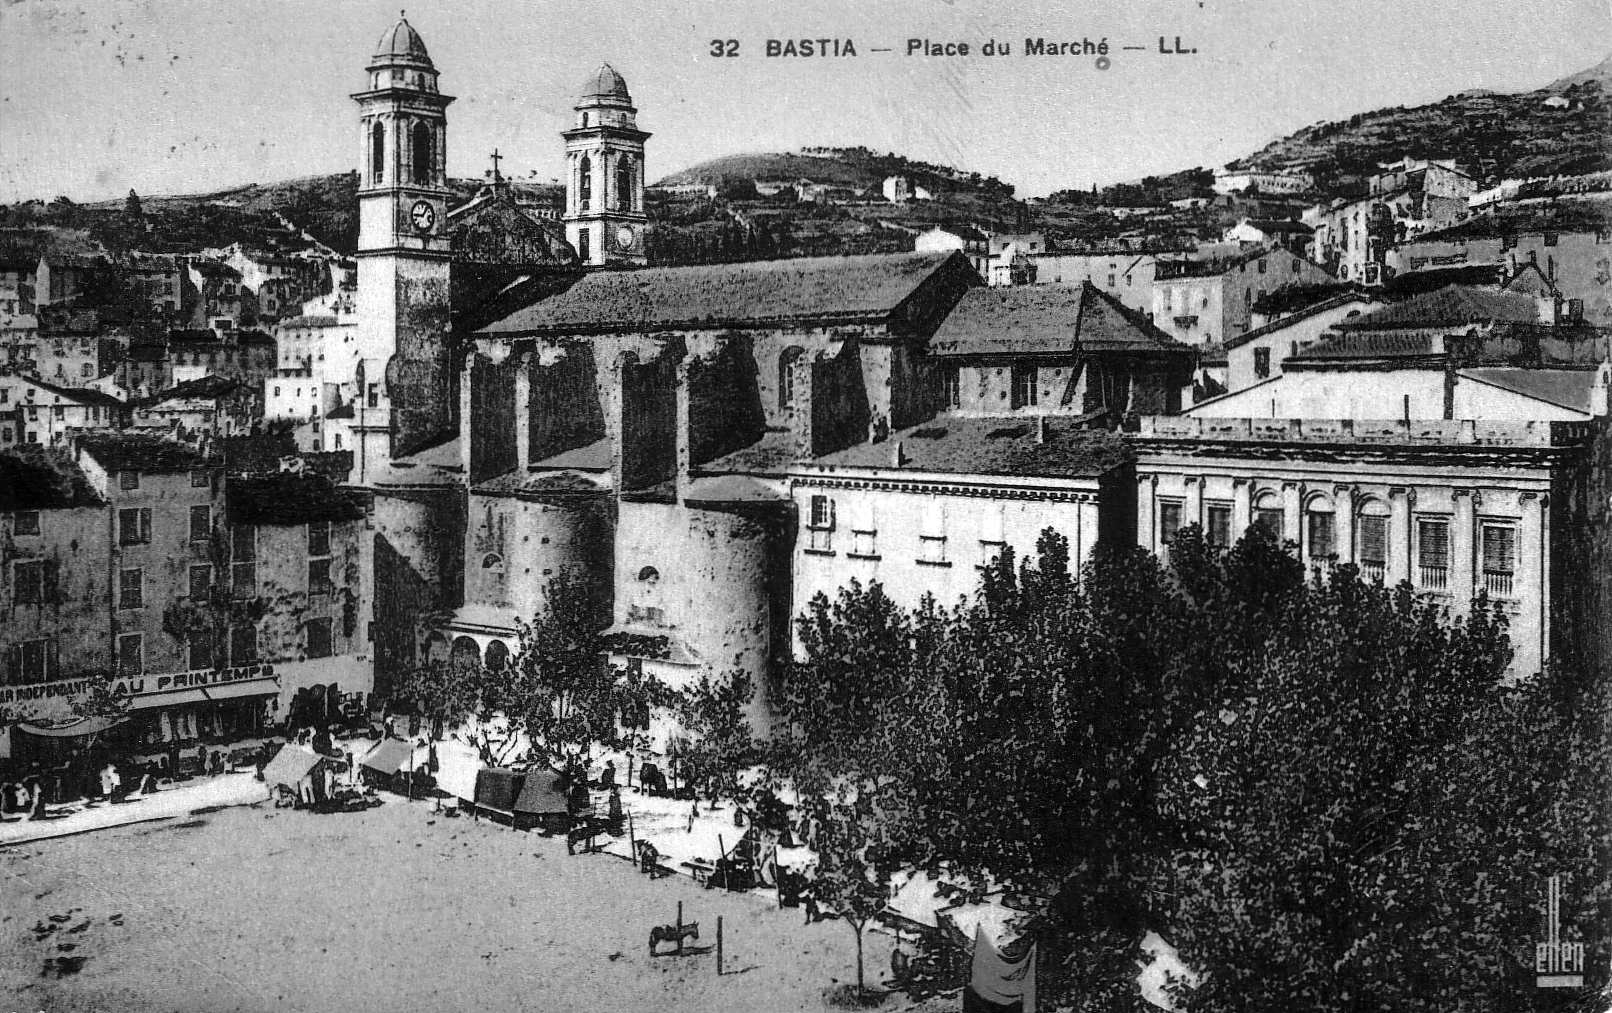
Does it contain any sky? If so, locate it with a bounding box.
[0,0,1607,203]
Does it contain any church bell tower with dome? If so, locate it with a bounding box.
[352,14,456,458]
[562,64,650,267]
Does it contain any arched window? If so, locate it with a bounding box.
[637,566,660,582]
[1356,499,1390,580]
[578,156,592,210]
[1253,491,1284,541]
[411,122,433,185]
[1304,495,1335,562]
[485,640,510,672]
[450,636,481,673]
[616,157,634,210]
[778,347,805,408]
[370,122,385,184]
[423,631,450,666]
[483,553,504,572]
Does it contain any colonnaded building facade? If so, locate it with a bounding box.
[340,16,1610,736]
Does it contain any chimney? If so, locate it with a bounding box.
[891,440,905,468]
[1593,362,1611,418]
[514,349,534,472]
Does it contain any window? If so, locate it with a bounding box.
[230,625,257,665]
[190,505,211,542]
[1305,503,1336,560]
[120,567,143,609]
[189,564,211,600]
[1357,506,1388,581]
[192,469,209,488]
[411,122,433,185]
[579,155,592,210]
[305,618,333,659]
[1258,259,1267,273]
[1206,502,1232,549]
[118,508,151,545]
[943,365,961,410]
[119,469,140,491]
[11,639,52,685]
[1502,232,1517,250]
[308,520,330,557]
[81,362,93,378]
[1158,499,1183,547]
[851,530,877,556]
[274,386,281,397]
[1254,497,1284,541]
[1544,232,1558,247]
[13,510,39,536]
[1481,523,1516,599]
[51,405,62,419]
[806,495,834,552]
[370,121,385,184]
[1253,348,1271,379]
[308,558,333,594]
[1010,365,1038,409]
[118,633,143,676]
[367,383,380,408]
[778,348,803,408]
[1416,518,1450,590]
[615,157,634,211]
[918,500,947,565]
[13,559,50,603]
[188,630,213,671]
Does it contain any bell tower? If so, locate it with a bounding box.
[352,13,456,459]
[563,64,650,268]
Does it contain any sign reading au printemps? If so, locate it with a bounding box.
[1536,874,1585,989]
[111,663,277,699]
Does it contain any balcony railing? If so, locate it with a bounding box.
[1483,571,1514,599]
[1418,565,1448,591]
[1359,561,1386,583]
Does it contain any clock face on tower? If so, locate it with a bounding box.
[615,225,637,250]
[410,200,437,234]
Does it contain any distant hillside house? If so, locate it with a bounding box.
[1028,252,1158,315]
[883,176,933,203]
[1223,218,1314,254]
[1212,167,1314,196]
[0,375,124,447]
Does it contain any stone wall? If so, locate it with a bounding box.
[466,353,517,483]
[614,348,679,493]
[686,337,765,467]
[372,485,465,700]
[529,342,607,463]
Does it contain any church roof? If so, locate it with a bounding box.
[373,16,432,67]
[805,415,1131,480]
[579,63,631,106]
[479,251,972,334]
[929,282,1185,358]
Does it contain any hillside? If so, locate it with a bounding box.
[1232,55,1612,187]
[656,146,1016,200]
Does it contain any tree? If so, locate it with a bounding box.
[812,791,908,1003]
[124,189,143,217]
[505,570,671,777]
[674,669,755,804]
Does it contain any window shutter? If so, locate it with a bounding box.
[1482,526,1515,574]
[43,559,59,602]
[981,504,1005,544]
[1359,516,1386,563]
[141,508,152,543]
[850,499,875,533]
[47,639,59,680]
[6,644,18,684]
[921,500,946,539]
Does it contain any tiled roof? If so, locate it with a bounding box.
[472,469,608,498]
[227,472,366,524]
[220,432,302,474]
[0,447,102,510]
[1241,219,1313,235]
[1459,368,1599,414]
[805,415,1130,479]
[78,432,210,473]
[1289,331,1438,361]
[1337,286,1540,329]
[929,282,1183,357]
[25,375,126,409]
[1226,293,1378,351]
[148,374,243,403]
[479,251,969,334]
[532,436,612,471]
[1410,199,1611,243]
[700,430,800,476]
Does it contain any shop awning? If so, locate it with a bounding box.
[360,738,415,776]
[14,714,128,738]
[202,678,280,702]
[261,744,325,787]
[127,688,210,711]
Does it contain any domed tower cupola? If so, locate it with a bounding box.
[563,63,651,267]
[367,14,441,93]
